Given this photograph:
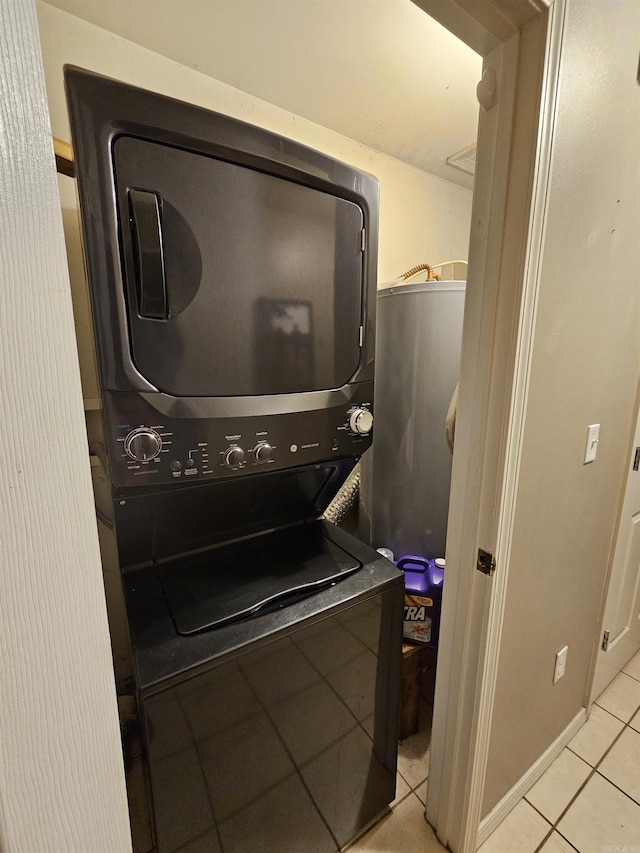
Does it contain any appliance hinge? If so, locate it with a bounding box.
[477,548,496,576]
[633,446,640,471]
[359,325,364,347]
[360,228,366,252]
[601,630,610,652]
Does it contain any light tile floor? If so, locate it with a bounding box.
[127,650,640,853]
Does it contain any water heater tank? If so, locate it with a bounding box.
[368,280,465,559]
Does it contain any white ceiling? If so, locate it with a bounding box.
[43,0,481,189]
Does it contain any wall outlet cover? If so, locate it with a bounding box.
[554,645,568,683]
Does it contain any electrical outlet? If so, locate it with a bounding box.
[554,645,568,683]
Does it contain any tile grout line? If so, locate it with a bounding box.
[532,823,580,853]
[394,787,419,810]
[594,697,638,725]
[620,665,640,684]
[591,769,640,809]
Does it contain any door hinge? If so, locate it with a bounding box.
[633,446,640,471]
[602,630,610,652]
[477,549,496,576]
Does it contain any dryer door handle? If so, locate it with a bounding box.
[128,188,168,320]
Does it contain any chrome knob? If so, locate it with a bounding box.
[224,446,245,468]
[349,408,373,435]
[254,442,273,464]
[124,428,162,462]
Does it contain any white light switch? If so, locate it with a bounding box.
[584,424,600,464]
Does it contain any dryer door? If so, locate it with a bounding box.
[113,136,364,397]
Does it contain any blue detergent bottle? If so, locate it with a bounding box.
[397,555,445,647]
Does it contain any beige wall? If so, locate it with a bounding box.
[37,1,473,295]
[39,0,481,189]
[482,0,640,815]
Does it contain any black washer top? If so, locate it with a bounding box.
[159,523,361,635]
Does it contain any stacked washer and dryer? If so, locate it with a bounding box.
[65,67,404,853]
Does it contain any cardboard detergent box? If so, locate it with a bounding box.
[403,593,435,645]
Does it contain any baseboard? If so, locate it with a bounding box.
[476,707,587,847]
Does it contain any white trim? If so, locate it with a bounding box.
[412,0,549,55]
[477,707,587,846]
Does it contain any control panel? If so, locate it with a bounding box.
[105,390,373,488]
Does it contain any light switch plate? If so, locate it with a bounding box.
[584,424,600,464]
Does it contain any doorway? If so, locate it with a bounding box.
[591,386,640,701]
[36,1,556,851]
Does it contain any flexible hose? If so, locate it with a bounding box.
[398,260,468,283]
[399,262,441,282]
[90,441,109,472]
[323,463,361,525]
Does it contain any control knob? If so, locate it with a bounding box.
[124,428,163,462]
[254,442,273,464]
[224,446,245,468]
[349,408,373,435]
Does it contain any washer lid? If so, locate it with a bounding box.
[158,522,361,635]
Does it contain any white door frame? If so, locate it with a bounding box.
[411,0,565,850]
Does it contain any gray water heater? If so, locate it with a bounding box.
[368,280,465,560]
